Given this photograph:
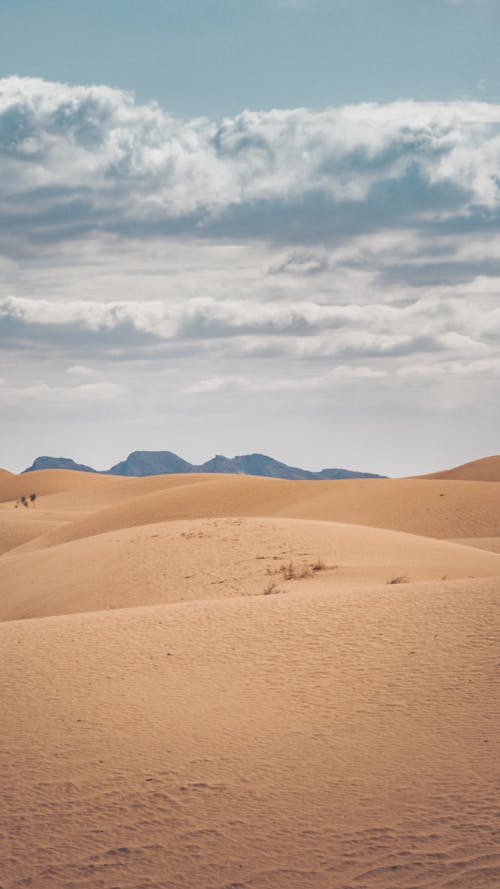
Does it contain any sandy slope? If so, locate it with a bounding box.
[0,465,499,888]
[1,515,500,621]
[1,578,499,889]
[453,537,500,554]
[418,454,500,482]
[0,504,67,555]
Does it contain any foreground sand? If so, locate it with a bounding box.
[0,460,499,888]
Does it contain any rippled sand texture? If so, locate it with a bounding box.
[0,456,499,888]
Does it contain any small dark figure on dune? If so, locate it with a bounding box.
[30,493,37,507]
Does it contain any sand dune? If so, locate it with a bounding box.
[11,473,500,554]
[0,467,124,501]
[0,467,240,514]
[1,577,498,888]
[1,464,499,888]
[4,470,500,549]
[418,453,500,482]
[1,515,500,621]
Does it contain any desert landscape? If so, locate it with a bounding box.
[0,457,499,888]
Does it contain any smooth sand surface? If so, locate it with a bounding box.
[0,463,499,888]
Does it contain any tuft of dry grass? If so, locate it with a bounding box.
[263,581,282,596]
[266,557,332,582]
[387,575,409,585]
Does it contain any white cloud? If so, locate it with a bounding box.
[66,364,98,377]
[1,76,500,243]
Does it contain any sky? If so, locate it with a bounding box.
[1,0,499,476]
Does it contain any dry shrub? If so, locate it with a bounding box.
[263,581,282,595]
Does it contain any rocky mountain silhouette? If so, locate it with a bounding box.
[23,450,385,480]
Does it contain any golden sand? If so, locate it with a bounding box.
[0,459,499,888]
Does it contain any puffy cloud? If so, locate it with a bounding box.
[1,77,500,249]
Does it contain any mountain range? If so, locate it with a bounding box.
[23,451,385,480]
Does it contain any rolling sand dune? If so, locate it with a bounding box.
[1,515,500,621]
[0,467,125,502]
[0,469,242,518]
[0,465,499,888]
[0,467,248,505]
[418,454,500,482]
[12,474,500,554]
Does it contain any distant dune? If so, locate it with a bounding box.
[0,467,127,503]
[1,460,498,888]
[5,473,499,553]
[417,454,500,482]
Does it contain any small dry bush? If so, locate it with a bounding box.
[387,575,409,585]
[266,558,330,582]
[263,581,282,595]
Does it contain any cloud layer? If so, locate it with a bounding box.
[2,76,500,244]
[0,77,499,474]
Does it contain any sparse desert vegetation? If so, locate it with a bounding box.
[266,557,332,582]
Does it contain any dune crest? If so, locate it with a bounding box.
[417,454,500,482]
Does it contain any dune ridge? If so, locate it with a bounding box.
[417,453,500,482]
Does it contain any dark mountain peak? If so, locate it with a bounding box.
[197,454,243,474]
[318,467,383,480]
[107,450,192,477]
[23,456,97,474]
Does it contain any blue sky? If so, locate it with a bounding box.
[0,1,499,475]
[1,0,498,116]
